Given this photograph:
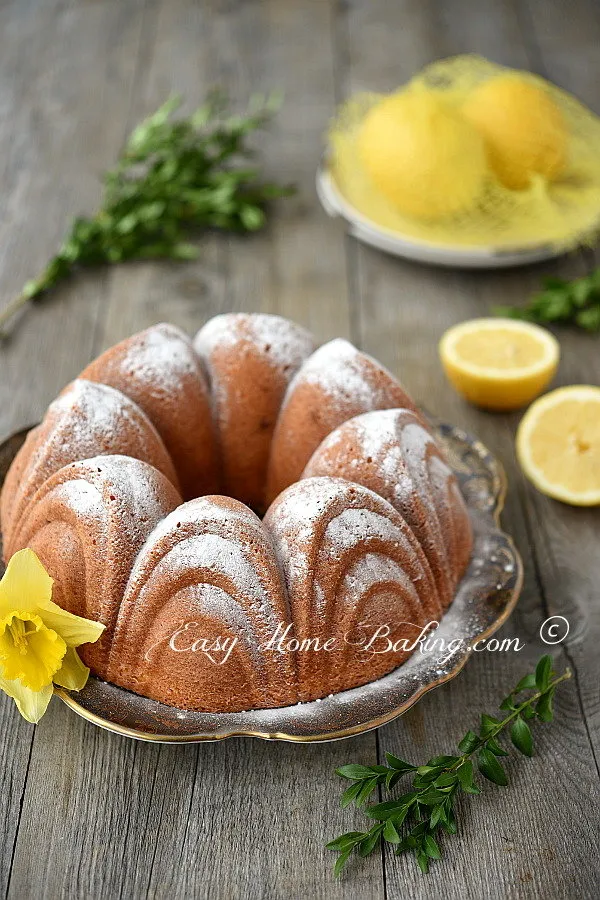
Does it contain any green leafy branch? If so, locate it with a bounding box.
[495,269,600,332]
[0,91,292,337]
[327,655,571,877]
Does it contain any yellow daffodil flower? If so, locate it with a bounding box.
[0,549,105,723]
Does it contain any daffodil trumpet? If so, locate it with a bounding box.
[0,549,105,723]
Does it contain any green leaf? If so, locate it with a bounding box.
[340,781,363,809]
[536,656,553,692]
[441,807,458,834]
[510,716,534,757]
[418,789,449,806]
[427,755,460,767]
[334,847,353,878]
[424,834,441,860]
[430,805,445,828]
[477,748,508,786]
[326,832,365,851]
[536,689,555,723]
[416,849,430,874]
[486,737,509,757]
[456,760,480,794]
[575,306,600,332]
[356,778,380,807]
[480,713,501,737]
[383,820,401,843]
[358,825,383,857]
[336,764,378,781]
[385,753,417,772]
[458,730,479,753]
[385,770,404,791]
[513,672,536,695]
[434,772,458,788]
[367,793,415,820]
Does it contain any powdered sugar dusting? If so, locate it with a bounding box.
[341,554,420,606]
[194,313,314,372]
[118,324,200,396]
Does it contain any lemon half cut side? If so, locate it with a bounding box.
[439,318,560,411]
[517,385,600,506]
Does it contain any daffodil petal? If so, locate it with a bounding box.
[38,604,105,648]
[0,674,53,723]
[0,549,53,617]
[0,613,66,691]
[53,646,90,691]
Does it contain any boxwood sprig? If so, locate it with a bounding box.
[0,91,292,337]
[327,655,571,877]
[495,269,600,332]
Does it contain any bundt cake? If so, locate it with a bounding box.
[0,314,473,713]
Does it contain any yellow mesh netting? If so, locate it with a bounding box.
[328,55,600,249]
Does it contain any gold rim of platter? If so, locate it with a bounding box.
[0,419,522,744]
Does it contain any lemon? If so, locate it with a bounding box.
[358,89,487,220]
[517,386,600,505]
[439,318,559,411]
[463,74,567,190]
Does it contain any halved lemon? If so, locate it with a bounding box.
[439,318,560,411]
[517,385,600,506]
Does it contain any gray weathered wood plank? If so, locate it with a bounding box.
[337,1,600,897]
[0,2,148,896]
[2,1,599,898]
[6,2,383,899]
[518,0,600,771]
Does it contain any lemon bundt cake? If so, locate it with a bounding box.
[0,313,473,713]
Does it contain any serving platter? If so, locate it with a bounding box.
[317,162,564,269]
[0,421,522,743]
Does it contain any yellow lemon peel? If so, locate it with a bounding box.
[463,73,568,190]
[439,318,559,411]
[516,385,600,506]
[358,88,486,221]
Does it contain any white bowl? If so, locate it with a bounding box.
[317,163,564,269]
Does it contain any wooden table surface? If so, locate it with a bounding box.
[1,2,599,898]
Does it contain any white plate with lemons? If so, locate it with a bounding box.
[318,56,600,270]
[316,162,561,269]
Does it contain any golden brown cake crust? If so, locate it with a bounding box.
[194,313,314,513]
[303,409,473,608]
[7,456,181,674]
[107,495,298,712]
[265,339,420,504]
[80,323,218,500]
[264,477,442,700]
[0,379,178,556]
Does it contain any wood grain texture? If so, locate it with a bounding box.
[0,1,599,898]
[4,2,381,899]
[337,1,600,898]
[0,2,148,896]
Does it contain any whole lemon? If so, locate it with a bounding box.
[357,89,487,220]
[463,74,567,190]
